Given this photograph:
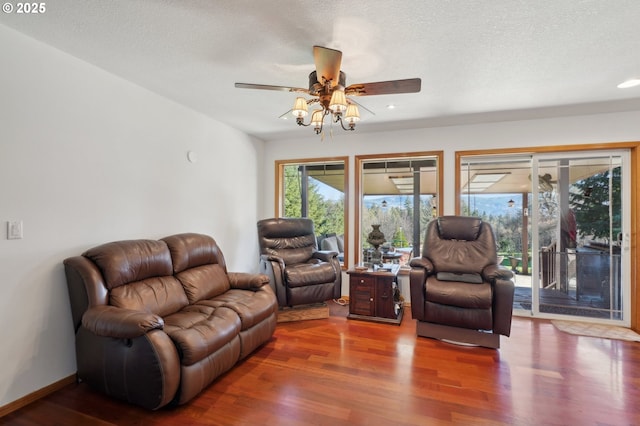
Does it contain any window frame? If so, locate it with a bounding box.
[355,151,444,265]
[275,156,349,268]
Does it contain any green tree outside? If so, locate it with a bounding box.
[283,165,344,237]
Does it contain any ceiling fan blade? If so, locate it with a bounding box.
[235,82,308,93]
[278,109,292,119]
[313,46,342,87]
[345,78,421,96]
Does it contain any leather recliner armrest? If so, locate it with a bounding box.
[260,253,285,268]
[482,264,514,281]
[228,272,270,290]
[82,305,164,339]
[492,278,515,336]
[409,257,434,274]
[313,250,338,262]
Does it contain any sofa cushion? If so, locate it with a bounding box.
[162,233,227,273]
[436,216,482,241]
[424,217,497,275]
[109,276,189,317]
[425,277,492,309]
[284,262,337,287]
[163,305,241,366]
[84,239,173,290]
[424,300,493,331]
[197,288,277,330]
[336,234,344,253]
[436,272,483,284]
[175,264,231,304]
[257,217,318,265]
[321,236,339,252]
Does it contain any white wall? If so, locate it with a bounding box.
[261,110,640,297]
[0,25,264,407]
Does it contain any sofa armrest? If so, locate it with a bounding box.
[82,305,164,339]
[75,327,180,410]
[228,272,270,290]
[313,250,338,262]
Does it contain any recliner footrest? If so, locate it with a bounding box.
[416,321,500,349]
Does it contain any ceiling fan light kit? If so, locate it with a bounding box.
[294,90,359,134]
[236,45,421,136]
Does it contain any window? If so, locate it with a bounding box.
[275,157,348,267]
[355,152,442,266]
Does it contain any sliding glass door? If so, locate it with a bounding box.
[459,150,630,324]
[532,153,628,321]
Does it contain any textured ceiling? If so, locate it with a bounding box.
[2,0,640,141]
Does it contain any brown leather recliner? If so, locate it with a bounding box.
[257,218,342,307]
[409,216,515,349]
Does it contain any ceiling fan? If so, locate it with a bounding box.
[235,46,421,135]
[529,173,556,192]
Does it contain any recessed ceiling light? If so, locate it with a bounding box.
[617,78,640,89]
[386,104,396,109]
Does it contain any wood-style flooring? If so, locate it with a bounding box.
[3,303,640,425]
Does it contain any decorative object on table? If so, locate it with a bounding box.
[367,224,386,266]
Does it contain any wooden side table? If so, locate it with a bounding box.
[347,264,403,325]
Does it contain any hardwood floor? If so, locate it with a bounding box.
[3,303,640,425]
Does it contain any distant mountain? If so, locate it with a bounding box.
[363,195,417,209]
[364,194,524,217]
[462,194,524,216]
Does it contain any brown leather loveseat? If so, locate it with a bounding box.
[63,233,277,410]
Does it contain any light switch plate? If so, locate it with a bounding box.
[7,220,23,239]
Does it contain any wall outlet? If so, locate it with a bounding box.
[7,220,23,239]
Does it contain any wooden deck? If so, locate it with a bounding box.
[513,284,620,319]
